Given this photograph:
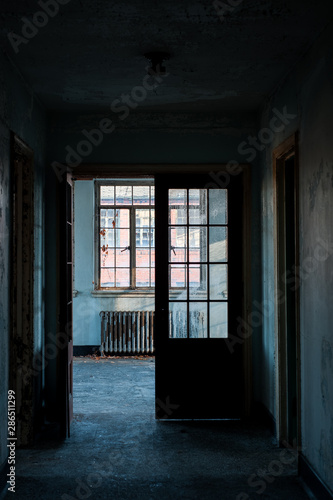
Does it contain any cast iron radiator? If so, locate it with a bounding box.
[99,311,155,355]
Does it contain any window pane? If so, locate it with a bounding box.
[115,229,130,247]
[136,268,150,287]
[189,227,207,262]
[100,209,114,228]
[209,264,228,300]
[115,209,130,228]
[115,185,132,205]
[150,209,155,227]
[133,186,149,205]
[150,228,155,246]
[100,186,114,205]
[169,207,187,225]
[136,228,150,248]
[100,248,114,267]
[169,227,187,262]
[151,248,155,267]
[115,268,130,287]
[189,302,208,338]
[169,189,187,225]
[209,189,227,224]
[151,267,155,286]
[170,264,187,288]
[209,227,228,262]
[136,209,151,227]
[189,264,207,299]
[136,248,150,267]
[100,268,115,287]
[100,229,114,248]
[210,302,228,338]
[150,186,155,205]
[116,248,130,267]
[189,189,207,224]
[169,302,187,338]
[169,188,187,205]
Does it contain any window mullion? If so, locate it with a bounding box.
[130,208,136,288]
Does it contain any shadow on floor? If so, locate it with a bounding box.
[11,357,309,499]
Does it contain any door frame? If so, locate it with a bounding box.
[57,173,74,438]
[10,133,35,445]
[273,134,301,446]
[70,163,252,417]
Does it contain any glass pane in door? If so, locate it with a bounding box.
[168,188,228,338]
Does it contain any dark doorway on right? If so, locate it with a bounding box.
[274,133,301,449]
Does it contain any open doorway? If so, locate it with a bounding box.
[72,178,156,357]
[10,134,35,446]
[274,134,301,448]
[60,165,252,436]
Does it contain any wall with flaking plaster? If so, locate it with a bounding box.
[260,18,333,492]
[0,52,46,468]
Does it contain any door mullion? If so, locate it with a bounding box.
[186,189,190,338]
[207,190,210,338]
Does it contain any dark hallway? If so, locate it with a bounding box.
[14,358,309,500]
[1,1,333,498]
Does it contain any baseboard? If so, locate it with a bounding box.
[299,454,333,500]
[73,345,100,356]
[0,460,9,500]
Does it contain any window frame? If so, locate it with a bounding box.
[94,179,155,292]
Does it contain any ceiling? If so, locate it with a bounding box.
[1,0,333,112]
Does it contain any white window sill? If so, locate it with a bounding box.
[90,289,186,299]
[91,289,155,298]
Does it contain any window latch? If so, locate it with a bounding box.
[121,246,131,252]
[170,245,176,255]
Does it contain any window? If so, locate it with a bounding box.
[168,188,228,338]
[96,181,155,289]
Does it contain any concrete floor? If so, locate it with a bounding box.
[11,357,310,499]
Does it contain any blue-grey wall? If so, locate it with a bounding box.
[259,19,333,492]
[0,52,46,477]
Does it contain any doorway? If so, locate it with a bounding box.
[274,134,301,447]
[61,165,252,435]
[10,134,35,445]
